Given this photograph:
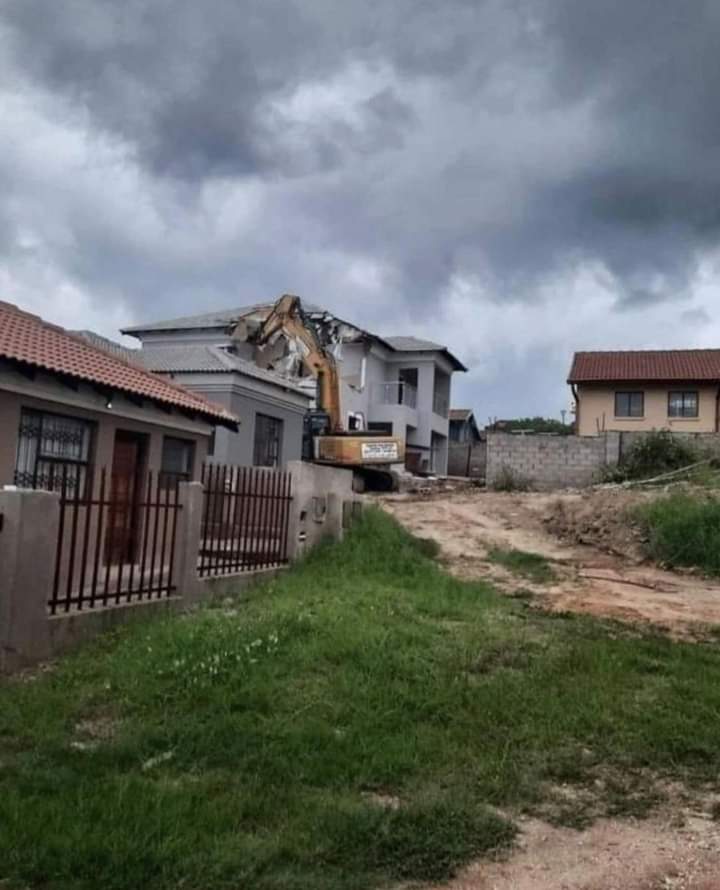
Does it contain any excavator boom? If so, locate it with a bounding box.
[236,293,405,485]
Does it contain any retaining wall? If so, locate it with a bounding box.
[486,432,620,490]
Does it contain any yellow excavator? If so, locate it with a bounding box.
[234,294,405,489]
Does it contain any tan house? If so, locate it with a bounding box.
[568,350,720,436]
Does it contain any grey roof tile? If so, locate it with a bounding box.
[136,345,310,396]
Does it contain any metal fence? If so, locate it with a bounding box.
[50,467,182,615]
[199,463,292,577]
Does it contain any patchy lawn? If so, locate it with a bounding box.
[1,509,720,890]
[487,547,556,583]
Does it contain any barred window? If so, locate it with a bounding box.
[253,414,283,468]
[160,436,195,487]
[14,409,93,494]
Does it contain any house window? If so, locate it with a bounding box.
[614,392,644,418]
[160,437,195,486]
[253,414,283,468]
[668,391,699,418]
[14,409,93,494]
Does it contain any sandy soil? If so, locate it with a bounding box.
[382,488,720,889]
[427,811,720,890]
[382,490,720,636]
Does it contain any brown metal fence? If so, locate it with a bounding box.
[199,463,292,577]
[50,467,182,615]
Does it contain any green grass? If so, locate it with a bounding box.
[487,547,556,583]
[635,492,720,575]
[2,508,720,889]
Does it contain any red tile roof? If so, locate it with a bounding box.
[0,301,238,427]
[568,350,720,384]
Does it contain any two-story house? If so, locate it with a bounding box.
[122,299,466,475]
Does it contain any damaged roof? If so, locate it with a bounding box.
[568,350,720,383]
[137,345,310,396]
[122,297,466,370]
[0,301,238,428]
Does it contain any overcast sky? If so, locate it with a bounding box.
[2,1,720,422]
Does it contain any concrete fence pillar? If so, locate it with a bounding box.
[0,488,59,670]
[286,461,355,561]
[174,481,204,606]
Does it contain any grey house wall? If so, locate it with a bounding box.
[153,371,309,467]
[338,342,454,474]
[128,322,457,475]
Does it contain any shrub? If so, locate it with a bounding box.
[492,464,531,492]
[604,430,698,483]
[635,493,720,574]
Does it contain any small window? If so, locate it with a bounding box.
[160,437,195,487]
[14,409,93,494]
[253,414,283,468]
[614,391,644,418]
[207,429,216,458]
[668,391,699,418]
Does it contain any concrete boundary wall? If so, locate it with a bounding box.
[0,461,362,671]
[486,432,620,490]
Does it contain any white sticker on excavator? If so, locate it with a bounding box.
[361,442,399,460]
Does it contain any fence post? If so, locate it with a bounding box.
[174,481,204,606]
[0,489,59,670]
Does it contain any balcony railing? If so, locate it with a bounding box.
[376,382,418,409]
[433,393,449,418]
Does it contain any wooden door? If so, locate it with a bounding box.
[105,432,144,564]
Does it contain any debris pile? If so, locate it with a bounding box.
[544,491,652,563]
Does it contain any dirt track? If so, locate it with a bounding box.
[382,490,720,636]
[383,489,720,889]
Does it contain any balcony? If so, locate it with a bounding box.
[376,381,418,409]
[432,392,449,418]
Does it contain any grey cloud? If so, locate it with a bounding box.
[3,0,720,418]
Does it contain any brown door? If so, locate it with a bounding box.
[105,431,146,564]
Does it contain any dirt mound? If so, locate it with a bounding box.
[544,490,654,564]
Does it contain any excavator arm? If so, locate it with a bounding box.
[245,294,344,432]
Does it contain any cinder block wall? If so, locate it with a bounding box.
[485,432,620,490]
[619,430,720,460]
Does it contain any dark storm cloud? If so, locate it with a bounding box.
[2,0,720,417]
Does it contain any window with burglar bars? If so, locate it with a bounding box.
[160,436,195,487]
[253,413,283,468]
[14,408,94,494]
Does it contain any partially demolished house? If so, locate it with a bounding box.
[123,299,466,475]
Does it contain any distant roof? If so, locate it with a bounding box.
[72,330,138,363]
[121,302,322,335]
[122,298,466,370]
[0,302,238,428]
[137,345,310,396]
[449,408,473,421]
[384,336,467,371]
[568,350,720,383]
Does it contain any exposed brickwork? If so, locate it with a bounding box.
[486,432,620,490]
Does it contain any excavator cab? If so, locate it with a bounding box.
[302,410,331,460]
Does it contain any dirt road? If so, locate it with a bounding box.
[383,489,720,889]
[382,490,720,636]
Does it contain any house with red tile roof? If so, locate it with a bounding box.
[0,300,238,495]
[567,350,720,436]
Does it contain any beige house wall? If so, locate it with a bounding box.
[576,382,719,436]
